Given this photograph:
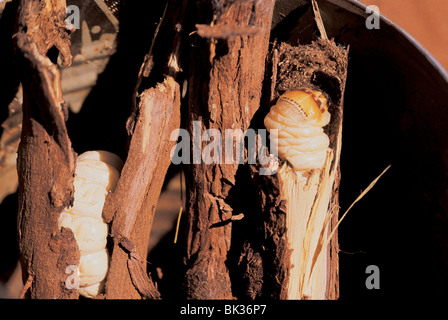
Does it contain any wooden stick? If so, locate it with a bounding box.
[182,0,276,299]
[18,274,33,299]
[15,0,79,299]
[251,16,349,300]
[104,77,180,299]
[311,0,328,41]
[278,151,336,299]
[103,0,186,299]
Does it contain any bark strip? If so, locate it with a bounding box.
[103,77,181,299]
[15,0,78,299]
[182,0,276,299]
[102,0,186,299]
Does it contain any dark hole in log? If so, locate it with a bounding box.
[46,45,60,65]
[214,40,230,59]
[311,70,342,107]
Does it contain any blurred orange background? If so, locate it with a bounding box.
[359,0,448,73]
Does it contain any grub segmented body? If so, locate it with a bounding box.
[58,150,123,298]
[264,89,331,172]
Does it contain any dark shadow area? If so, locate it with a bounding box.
[147,227,186,300]
[226,163,267,300]
[66,0,168,159]
[270,2,313,45]
[320,0,448,300]
[263,0,448,300]
[0,0,20,135]
[0,192,19,282]
[337,44,447,300]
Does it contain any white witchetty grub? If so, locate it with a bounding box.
[58,150,123,298]
[264,88,331,173]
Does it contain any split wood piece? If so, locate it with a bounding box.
[268,38,348,299]
[246,30,349,298]
[15,0,78,298]
[182,0,276,299]
[102,0,185,299]
[103,76,181,299]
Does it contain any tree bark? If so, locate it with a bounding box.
[103,0,185,299]
[182,0,276,299]
[15,0,78,299]
[103,77,180,299]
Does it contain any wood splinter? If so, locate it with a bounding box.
[264,88,334,299]
[259,0,349,299]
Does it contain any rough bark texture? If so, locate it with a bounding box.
[15,0,78,299]
[103,77,181,299]
[328,166,341,299]
[182,0,276,299]
[247,163,290,299]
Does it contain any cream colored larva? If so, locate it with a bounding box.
[264,89,331,172]
[58,150,123,298]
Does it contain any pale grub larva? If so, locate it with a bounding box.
[264,89,331,172]
[58,150,123,298]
